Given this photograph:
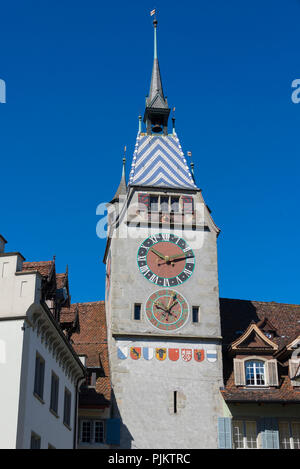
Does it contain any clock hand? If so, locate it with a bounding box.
[157,254,193,266]
[167,293,176,309]
[154,301,168,312]
[167,301,178,313]
[150,248,167,260]
[171,256,194,263]
[169,253,188,260]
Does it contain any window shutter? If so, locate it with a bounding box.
[34,355,45,398]
[265,359,278,386]
[34,356,39,395]
[64,389,71,426]
[138,194,150,211]
[289,360,300,387]
[233,358,245,386]
[106,418,121,446]
[259,418,279,449]
[218,417,232,449]
[182,196,194,214]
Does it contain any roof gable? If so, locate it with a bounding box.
[286,335,300,351]
[230,323,278,352]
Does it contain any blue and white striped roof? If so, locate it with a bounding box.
[128,133,197,189]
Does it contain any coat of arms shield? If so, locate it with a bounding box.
[156,348,167,361]
[181,349,192,362]
[194,349,204,362]
[168,348,179,361]
[207,350,217,362]
[143,347,154,360]
[117,346,128,360]
[130,347,141,360]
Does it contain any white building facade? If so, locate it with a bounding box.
[0,235,85,449]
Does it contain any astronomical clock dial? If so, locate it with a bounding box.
[145,289,189,332]
[137,233,195,287]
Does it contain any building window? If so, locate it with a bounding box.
[80,420,105,444]
[81,420,92,443]
[160,196,169,212]
[292,422,300,449]
[63,388,71,427]
[171,197,180,213]
[279,421,300,449]
[50,372,59,415]
[279,422,291,449]
[149,195,180,213]
[245,360,265,386]
[233,420,258,449]
[150,195,159,212]
[192,306,199,323]
[84,369,97,387]
[30,432,41,449]
[94,421,105,443]
[134,304,141,320]
[34,353,45,400]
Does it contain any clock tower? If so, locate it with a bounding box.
[104,19,224,449]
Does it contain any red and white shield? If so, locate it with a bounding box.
[181,349,192,362]
[194,349,204,362]
[168,349,179,361]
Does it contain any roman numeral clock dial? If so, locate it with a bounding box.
[137,233,195,286]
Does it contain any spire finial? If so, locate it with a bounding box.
[187,151,195,182]
[150,9,158,58]
[172,107,176,135]
[123,146,127,166]
[145,9,170,135]
[138,115,142,133]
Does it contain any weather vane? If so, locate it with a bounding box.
[150,9,157,20]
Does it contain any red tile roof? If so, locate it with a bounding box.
[220,298,300,351]
[220,298,300,403]
[22,260,54,278]
[56,273,67,289]
[66,302,111,406]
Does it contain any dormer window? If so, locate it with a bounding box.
[234,357,278,387]
[245,360,265,386]
[264,332,273,339]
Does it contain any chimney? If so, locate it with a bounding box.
[0,235,7,254]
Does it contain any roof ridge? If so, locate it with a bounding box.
[71,301,105,306]
[220,297,300,307]
[23,260,53,264]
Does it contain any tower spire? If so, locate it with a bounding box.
[110,149,127,203]
[144,17,170,135]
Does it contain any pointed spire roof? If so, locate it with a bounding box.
[110,157,127,203]
[146,20,168,110]
[144,19,170,135]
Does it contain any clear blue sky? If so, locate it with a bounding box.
[1,0,300,304]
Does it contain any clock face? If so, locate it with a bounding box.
[145,289,189,332]
[137,233,195,287]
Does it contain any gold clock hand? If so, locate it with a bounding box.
[167,300,178,313]
[167,293,176,309]
[169,253,189,260]
[154,301,168,312]
[150,248,166,260]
